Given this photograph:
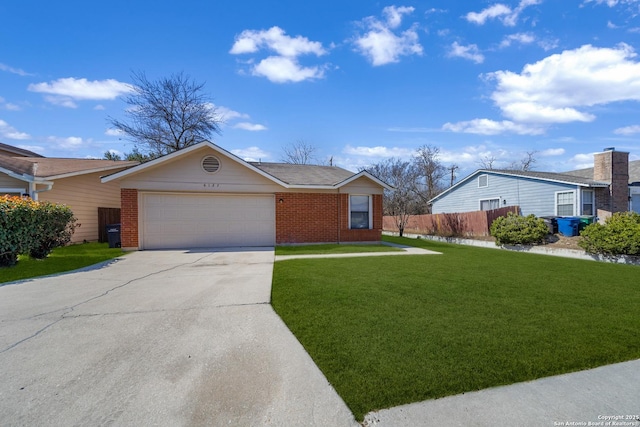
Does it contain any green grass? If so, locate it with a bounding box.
[272,235,640,420]
[275,243,402,255]
[0,242,124,284]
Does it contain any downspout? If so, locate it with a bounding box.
[337,190,341,244]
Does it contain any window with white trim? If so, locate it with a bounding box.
[350,195,371,229]
[556,191,575,216]
[480,198,500,211]
[478,174,488,188]
[582,190,594,215]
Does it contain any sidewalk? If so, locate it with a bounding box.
[275,242,440,261]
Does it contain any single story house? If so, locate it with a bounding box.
[429,148,638,220]
[0,142,137,243]
[101,141,390,250]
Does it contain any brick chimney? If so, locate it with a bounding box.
[593,148,629,219]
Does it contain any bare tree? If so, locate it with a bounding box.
[478,155,497,170]
[413,145,447,210]
[365,158,420,237]
[520,150,538,171]
[281,140,317,164]
[108,71,222,157]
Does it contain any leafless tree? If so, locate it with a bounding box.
[365,158,420,237]
[413,145,447,210]
[478,155,497,170]
[520,150,538,171]
[281,140,317,164]
[108,71,222,157]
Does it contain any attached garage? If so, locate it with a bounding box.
[140,193,275,249]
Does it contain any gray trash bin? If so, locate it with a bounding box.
[106,223,121,248]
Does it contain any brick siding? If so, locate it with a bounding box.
[275,192,382,244]
[120,188,138,248]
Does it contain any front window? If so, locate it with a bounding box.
[350,195,370,229]
[480,198,499,211]
[582,190,594,215]
[556,191,575,216]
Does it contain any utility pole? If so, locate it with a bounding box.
[448,164,459,187]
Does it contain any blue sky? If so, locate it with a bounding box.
[2,0,640,178]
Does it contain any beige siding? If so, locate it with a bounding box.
[120,148,286,193]
[341,176,385,195]
[0,174,28,194]
[40,171,123,243]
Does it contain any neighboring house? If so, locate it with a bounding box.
[0,144,137,243]
[429,148,636,220]
[102,141,390,250]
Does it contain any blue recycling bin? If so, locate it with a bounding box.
[557,217,579,237]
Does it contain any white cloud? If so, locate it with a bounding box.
[342,144,414,158]
[232,122,267,131]
[94,104,105,110]
[28,78,133,106]
[569,153,595,169]
[214,104,249,122]
[583,0,640,7]
[499,32,535,48]
[105,128,124,136]
[540,148,566,156]
[230,26,326,57]
[448,42,485,64]
[231,146,271,162]
[252,56,325,83]
[0,96,21,111]
[353,6,423,66]
[614,124,640,134]
[230,26,328,83]
[442,119,545,135]
[466,0,542,27]
[46,136,85,150]
[0,63,32,76]
[486,43,640,124]
[0,119,30,140]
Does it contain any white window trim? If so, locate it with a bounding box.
[478,174,489,188]
[581,189,595,216]
[555,190,576,216]
[0,187,27,196]
[348,194,373,230]
[479,197,501,211]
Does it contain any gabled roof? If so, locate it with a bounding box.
[429,168,609,204]
[567,159,640,184]
[0,142,44,158]
[0,154,138,182]
[102,141,392,190]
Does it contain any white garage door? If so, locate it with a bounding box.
[141,193,275,249]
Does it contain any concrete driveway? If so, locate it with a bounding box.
[0,249,357,426]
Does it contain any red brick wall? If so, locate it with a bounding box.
[275,192,382,244]
[120,188,138,248]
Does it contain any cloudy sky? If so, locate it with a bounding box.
[2,0,640,178]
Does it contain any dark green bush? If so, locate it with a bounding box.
[579,212,640,256]
[29,201,76,259]
[0,196,76,266]
[490,212,549,246]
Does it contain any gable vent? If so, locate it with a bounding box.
[202,156,221,173]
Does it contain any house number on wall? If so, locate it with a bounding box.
[203,183,220,188]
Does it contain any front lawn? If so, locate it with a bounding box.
[0,242,124,284]
[276,243,402,256]
[271,235,640,420]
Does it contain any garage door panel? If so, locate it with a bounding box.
[141,193,275,249]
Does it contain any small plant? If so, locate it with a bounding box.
[579,212,640,256]
[490,212,548,246]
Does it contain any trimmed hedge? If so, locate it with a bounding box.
[490,212,549,246]
[579,212,640,256]
[0,196,76,267]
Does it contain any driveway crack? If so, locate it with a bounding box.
[1,253,218,354]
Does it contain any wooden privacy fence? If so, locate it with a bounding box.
[383,206,519,237]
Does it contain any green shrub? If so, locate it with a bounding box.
[29,201,76,259]
[0,196,76,266]
[579,212,640,256]
[490,212,549,246]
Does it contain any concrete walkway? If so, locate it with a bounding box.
[0,249,358,427]
[275,242,441,261]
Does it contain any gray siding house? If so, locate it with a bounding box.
[430,149,637,221]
